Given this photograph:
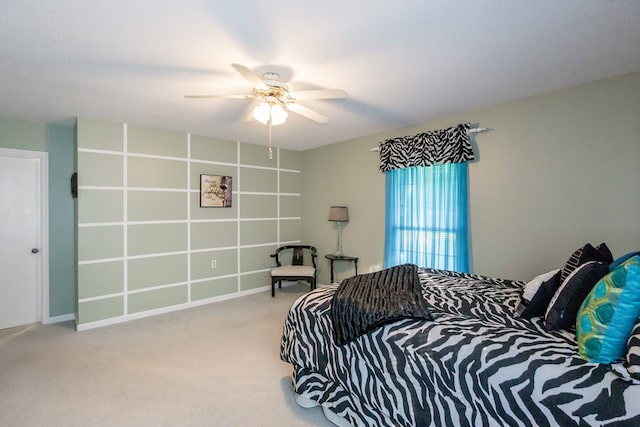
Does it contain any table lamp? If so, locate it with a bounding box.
[328,206,349,256]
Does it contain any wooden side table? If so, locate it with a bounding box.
[325,254,359,283]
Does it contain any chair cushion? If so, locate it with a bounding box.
[271,265,315,277]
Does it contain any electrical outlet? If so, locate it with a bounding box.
[211,259,217,269]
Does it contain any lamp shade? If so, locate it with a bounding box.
[328,206,349,222]
[252,102,287,126]
[270,104,288,125]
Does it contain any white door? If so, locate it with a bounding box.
[0,150,43,329]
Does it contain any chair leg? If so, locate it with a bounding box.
[272,278,276,297]
[278,280,282,289]
[305,278,314,292]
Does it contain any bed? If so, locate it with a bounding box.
[280,264,640,426]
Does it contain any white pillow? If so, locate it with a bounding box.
[522,269,560,302]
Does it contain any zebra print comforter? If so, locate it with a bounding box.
[280,268,640,426]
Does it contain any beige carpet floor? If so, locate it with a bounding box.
[0,284,334,426]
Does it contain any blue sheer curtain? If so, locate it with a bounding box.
[384,162,470,272]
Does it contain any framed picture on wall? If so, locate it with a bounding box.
[200,174,232,207]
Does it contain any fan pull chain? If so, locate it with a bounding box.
[268,110,273,160]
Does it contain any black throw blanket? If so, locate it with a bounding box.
[330,263,432,345]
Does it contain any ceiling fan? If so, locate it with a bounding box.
[185,64,347,125]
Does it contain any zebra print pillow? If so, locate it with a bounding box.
[626,321,640,380]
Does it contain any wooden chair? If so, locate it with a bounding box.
[270,245,317,297]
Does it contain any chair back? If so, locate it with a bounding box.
[292,247,304,266]
[272,245,317,268]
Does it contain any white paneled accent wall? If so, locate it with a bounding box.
[75,119,301,330]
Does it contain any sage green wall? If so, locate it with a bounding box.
[301,72,640,283]
[0,116,75,317]
[3,71,638,324]
[75,118,301,328]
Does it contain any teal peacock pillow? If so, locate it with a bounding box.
[577,255,640,363]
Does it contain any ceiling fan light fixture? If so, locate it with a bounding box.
[270,104,288,125]
[252,102,287,126]
[186,64,346,127]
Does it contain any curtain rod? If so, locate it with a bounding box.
[368,127,491,152]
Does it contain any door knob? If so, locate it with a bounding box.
[31,248,40,254]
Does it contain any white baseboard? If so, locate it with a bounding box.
[43,313,76,325]
[76,285,273,331]
[72,280,316,332]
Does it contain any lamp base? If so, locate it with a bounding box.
[334,223,344,257]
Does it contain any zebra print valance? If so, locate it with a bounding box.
[378,123,475,172]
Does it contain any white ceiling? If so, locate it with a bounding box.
[1,1,639,151]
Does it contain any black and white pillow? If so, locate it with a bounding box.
[560,243,613,283]
[515,269,561,318]
[626,321,640,380]
[595,242,614,265]
[545,261,609,331]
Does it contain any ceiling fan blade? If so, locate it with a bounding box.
[244,107,257,122]
[242,99,259,122]
[231,63,268,90]
[287,103,329,124]
[289,89,347,100]
[184,94,253,99]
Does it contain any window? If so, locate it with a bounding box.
[384,163,470,272]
